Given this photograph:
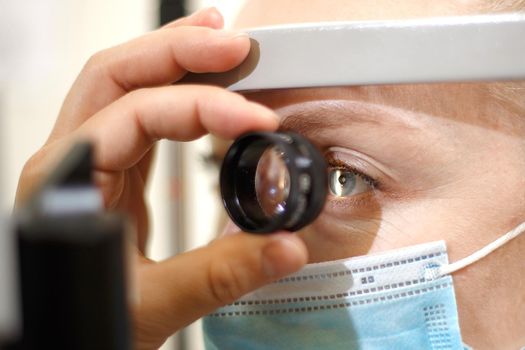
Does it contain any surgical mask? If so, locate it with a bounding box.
[202,222,525,349]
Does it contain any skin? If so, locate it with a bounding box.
[15,8,308,350]
[231,1,525,349]
[15,2,524,349]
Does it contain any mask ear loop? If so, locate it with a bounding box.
[435,221,525,278]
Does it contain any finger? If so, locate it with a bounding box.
[136,232,308,345]
[137,147,155,185]
[53,23,250,139]
[92,27,250,89]
[162,7,224,30]
[28,85,277,209]
[52,7,225,141]
[70,85,278,172]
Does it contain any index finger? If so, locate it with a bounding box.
[52,8,249,139]
[161,7,223,30]
[66,85,278,172]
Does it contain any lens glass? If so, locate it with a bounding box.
[255,147,290,217]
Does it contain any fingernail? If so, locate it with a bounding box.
[192,6,223,24]
[192,6,215,17]
[217,30,250,39]
[262,234,307,278]
[249,102,280,124]
[205,7,223,24]
[220,220,239,236]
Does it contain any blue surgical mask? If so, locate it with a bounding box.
[203,222,525,350]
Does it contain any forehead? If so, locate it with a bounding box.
[244,85,518,135]
[231,1,523,135]
[245,85,482,112]
[234,0,487,29]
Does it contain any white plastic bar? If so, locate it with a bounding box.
[185,13,525,91]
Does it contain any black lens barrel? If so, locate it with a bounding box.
[220,132,327,233]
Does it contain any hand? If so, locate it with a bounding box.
[15,8,308,350]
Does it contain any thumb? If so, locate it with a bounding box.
[134,232,307,349]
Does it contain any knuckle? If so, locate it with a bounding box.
[95,172,125,209]
[196,86,224,105]
[82,49,110,77]
[16,149,48,205]
[21,149,45,180]
[126,87,148,99]
[85,49,106,67]
[197,86,240,109]
[120,88,148,114]
[207,259,247,305]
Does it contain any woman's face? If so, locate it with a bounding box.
[233,1,525,348]
[246,86,525,263]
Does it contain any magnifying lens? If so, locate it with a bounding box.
[220,132,327,233]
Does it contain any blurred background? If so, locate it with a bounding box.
[0,1,247,349]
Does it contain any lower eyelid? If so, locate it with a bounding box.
[325,190,376,209]
[321,196,379,222]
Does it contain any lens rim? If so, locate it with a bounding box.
[220,132,327,233]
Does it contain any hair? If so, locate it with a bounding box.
[479,0,525,12]
[479,1,525,117]
[488,82,525,118]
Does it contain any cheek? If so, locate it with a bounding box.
[298,196,383,262]
[299,138,525,264]
[453,232,525,347]
[299,217,381,263]
[298,196,500,263]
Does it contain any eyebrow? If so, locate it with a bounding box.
[278,100,424,135]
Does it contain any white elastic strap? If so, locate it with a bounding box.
[437,221,525,278]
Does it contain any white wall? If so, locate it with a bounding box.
[0,0,157,210]
[0,1,246,349]
[0,0,158,344]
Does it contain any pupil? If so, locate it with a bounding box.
[338,174,347,185]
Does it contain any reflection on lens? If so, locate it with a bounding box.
[255,147,290,217]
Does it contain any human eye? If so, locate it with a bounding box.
[325,152,378,199]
